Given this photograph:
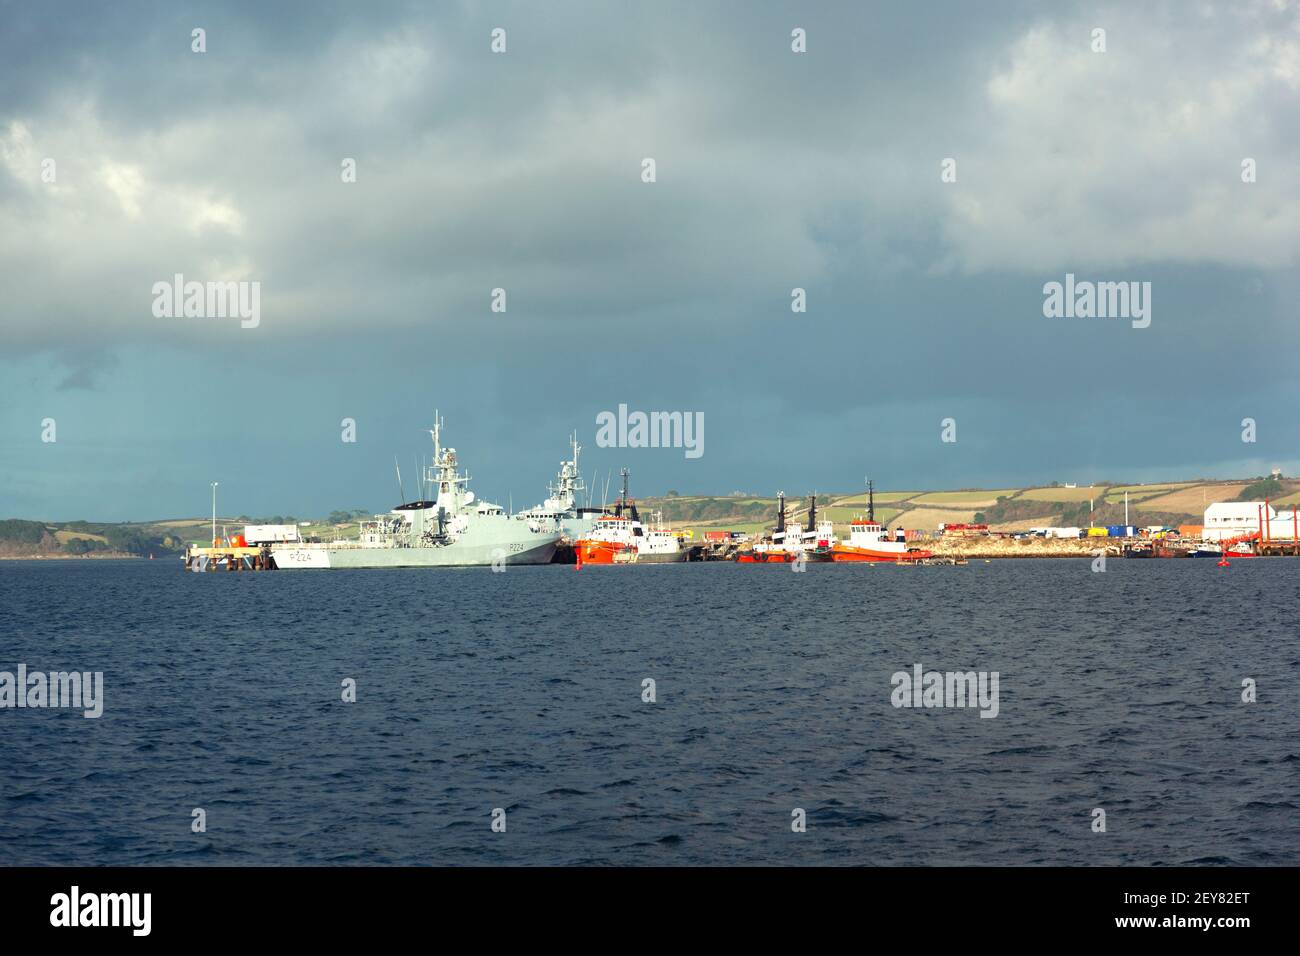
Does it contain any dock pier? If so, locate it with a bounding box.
[1255,539,1300,557]
[184,545,277,571]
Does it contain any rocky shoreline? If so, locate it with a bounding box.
[919,537,1120,559]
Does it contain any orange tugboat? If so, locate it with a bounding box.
[830,481,932,563]
[574,470,686,565]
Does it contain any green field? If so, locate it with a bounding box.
[828,491,918,505]
[1104,483,1192,495]
[909,490,1019,505]
[1018,487,1102,502]
[820,505,902,525]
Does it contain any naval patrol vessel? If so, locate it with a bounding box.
[270,417,562,569]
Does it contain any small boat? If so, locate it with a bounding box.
[1195,533,1259,559]
[830,520,933,563]
[829,481,933,563]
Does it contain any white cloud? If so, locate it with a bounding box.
[98,160,144,218]
[0,121,37,183]
[187,197,243,236]
[939,4,1300,272]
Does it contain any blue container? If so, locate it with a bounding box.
[1107,525,1123,537]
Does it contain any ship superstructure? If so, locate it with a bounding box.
[516,433,605,543]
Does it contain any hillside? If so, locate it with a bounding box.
[0,518,161,558]
[636,475,1299,538]
[0,514,355,559]
[4,475,1294,556]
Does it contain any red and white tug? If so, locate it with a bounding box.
[737,493,835,563]
[830,480,932,563]
[574,472,686,565]
[830,519,932,562]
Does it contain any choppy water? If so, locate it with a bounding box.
[1,557,1297,866]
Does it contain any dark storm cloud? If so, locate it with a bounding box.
[2,1,1299,518]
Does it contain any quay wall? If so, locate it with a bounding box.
[920,536,1118,559]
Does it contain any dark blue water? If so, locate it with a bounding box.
[1,557,1296,866]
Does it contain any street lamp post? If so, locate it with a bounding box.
[211,482,219,545]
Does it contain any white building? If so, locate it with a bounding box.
[1202,502,1276,541]
[1256,503,1300,540]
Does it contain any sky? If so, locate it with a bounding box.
[2,0,1299,521]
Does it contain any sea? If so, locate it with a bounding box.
[1,557,1296,866]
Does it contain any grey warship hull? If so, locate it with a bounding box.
[270,535,558,569]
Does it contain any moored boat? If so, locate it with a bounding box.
[266,415,562,569]
[735,493,835,563]
[830,520,933,562]
[574,472,686,564]
[1194,532,1260,559]
[829,481,932,563]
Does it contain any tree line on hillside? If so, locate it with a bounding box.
[649,499,778,523]
[0,519,183,556]
[62,525,181,556]
[1237,477,1286,501]
[0,519,47,544]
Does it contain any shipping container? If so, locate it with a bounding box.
[1045,527,1081,539]
[244,524,300,544]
